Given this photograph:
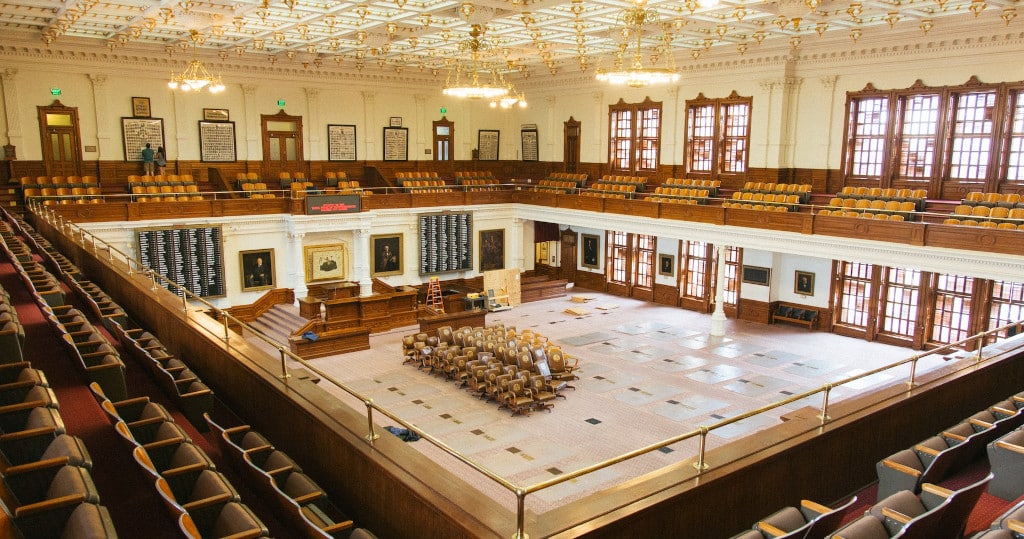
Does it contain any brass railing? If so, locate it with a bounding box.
[30,202,1024,539]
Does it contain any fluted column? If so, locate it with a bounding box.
[362,92,376,160]
[305,87,320,161]
[352,228,373,296]
[414,94,428,158]
[544,95,556,162]
[1,69,24,157]
[87,74,111,159]
[592,91,604,164]
[710,245,728,337]
[242,84,259,159]
[511,218,524,270]
[819,75,839,171]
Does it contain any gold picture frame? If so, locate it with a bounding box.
[240,249,275,291]
[658,254,675,276]
[581,233,600,269]
[371,234,403,277]
[203,108,230,122]
[479,229,505,271]
[795,270,815,296]
[304,244,348,283]
[131,96,151,118]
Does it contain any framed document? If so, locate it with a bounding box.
[521,129,538,161]
[199,121,237,162]
[478,129,499,161]
[389,116,403,127]
[327,124,357,161]
[122,118,164,162]
[383,127,408,161]
[132,97,151,118]
[742,266,771,286]
[203,108,230,122]
[304,244,348,283]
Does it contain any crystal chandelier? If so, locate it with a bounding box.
[596,0,679,88]
[168,30,226,93]
[443,25,513,101]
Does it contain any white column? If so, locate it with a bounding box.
[288,232,307,299]
[87,74,111,159]
[758,79,778,170]
[510,217,524,270]
[710,246,727,337]
[362,92,376,161]
[352,227,373,296]
[414,94,428,158]
[592,91,604,164]
[819,75,839,171]
[1,69,24,156]
[304,87,320,161]
[544,95,556,163]
[242,84,259,159]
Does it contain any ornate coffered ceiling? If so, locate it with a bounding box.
[0,0,1019,81]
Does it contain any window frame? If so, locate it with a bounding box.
[684,91,753,182]
[608,97,663,175]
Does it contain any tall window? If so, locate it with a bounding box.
[845,96,889,181]
[684,92,752,181]
[634,234,655,289]
[607,231,629,284]
[837,262,875,329]
[681,241,710,300]
[722,247,740,306]
[608,98,662,175]
[931,274,975,344]
[879,268,921,339]
[990,280,1024,336]
[843,79,1021,194]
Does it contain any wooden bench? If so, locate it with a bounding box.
[772,303,819,330]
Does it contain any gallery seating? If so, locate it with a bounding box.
[987,427,1024,500]
[728,497,856,539]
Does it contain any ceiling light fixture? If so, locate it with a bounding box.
[167,30,225,93]
[595,0,678,88]
[442,25,512,101]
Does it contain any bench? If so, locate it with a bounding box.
[772,303,819,330]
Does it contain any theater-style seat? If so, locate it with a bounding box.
[753,496,857,539]
[988,429,1024,500]
[178,501,268,539]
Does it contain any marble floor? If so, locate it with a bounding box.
[247,291,980,515]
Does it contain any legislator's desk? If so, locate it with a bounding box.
[298,296,323,319]
[418,307,487,334]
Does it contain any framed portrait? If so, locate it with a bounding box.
[371,234,403,277]
[479,229,505,272]
[240,249,274,291]
[581,233,600,269]
[327,124,357,161]
[203,108,230,122]
[795,270,815,296]
[742,266,771,286]
[304,244,348,283]
[131,96,151,118]
[389,116,403,127]
[658,254,675,276]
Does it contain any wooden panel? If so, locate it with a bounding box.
[574,270,606,291]
[521,278,568,303]
[603,198,659,218]
[466,190,514,205]
[557,195,604,212]
[724,209,811,234]
[924,224,1024,256]
[514,191,558,207]
[653,283,678,306]
[410,192,466,207]
[361,193,412,209]
[737,298,771,324]
[659,203,724,224]
[630,286,654,302]
[290,325,371,358]
[812,215,926,246]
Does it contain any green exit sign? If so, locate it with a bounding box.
[50,88,61,96]
[277,99,285,107]
[440,106,446,114]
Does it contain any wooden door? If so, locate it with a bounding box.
[37,101,82,178]
[433,117,454,161]
[261,111,304,180]
[564,117,580,173]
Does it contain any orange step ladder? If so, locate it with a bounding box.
[426,276,445,313]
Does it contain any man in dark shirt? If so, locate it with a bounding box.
[141,143,155,176]
[248,256,271,287]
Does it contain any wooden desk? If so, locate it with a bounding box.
[298,296,323,319]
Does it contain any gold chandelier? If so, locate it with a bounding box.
[443,25,525,107]
[168,30,226,93]
[596,0,679,88]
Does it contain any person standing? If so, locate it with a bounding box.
[155,146,167,176]
[141,143,155,176]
